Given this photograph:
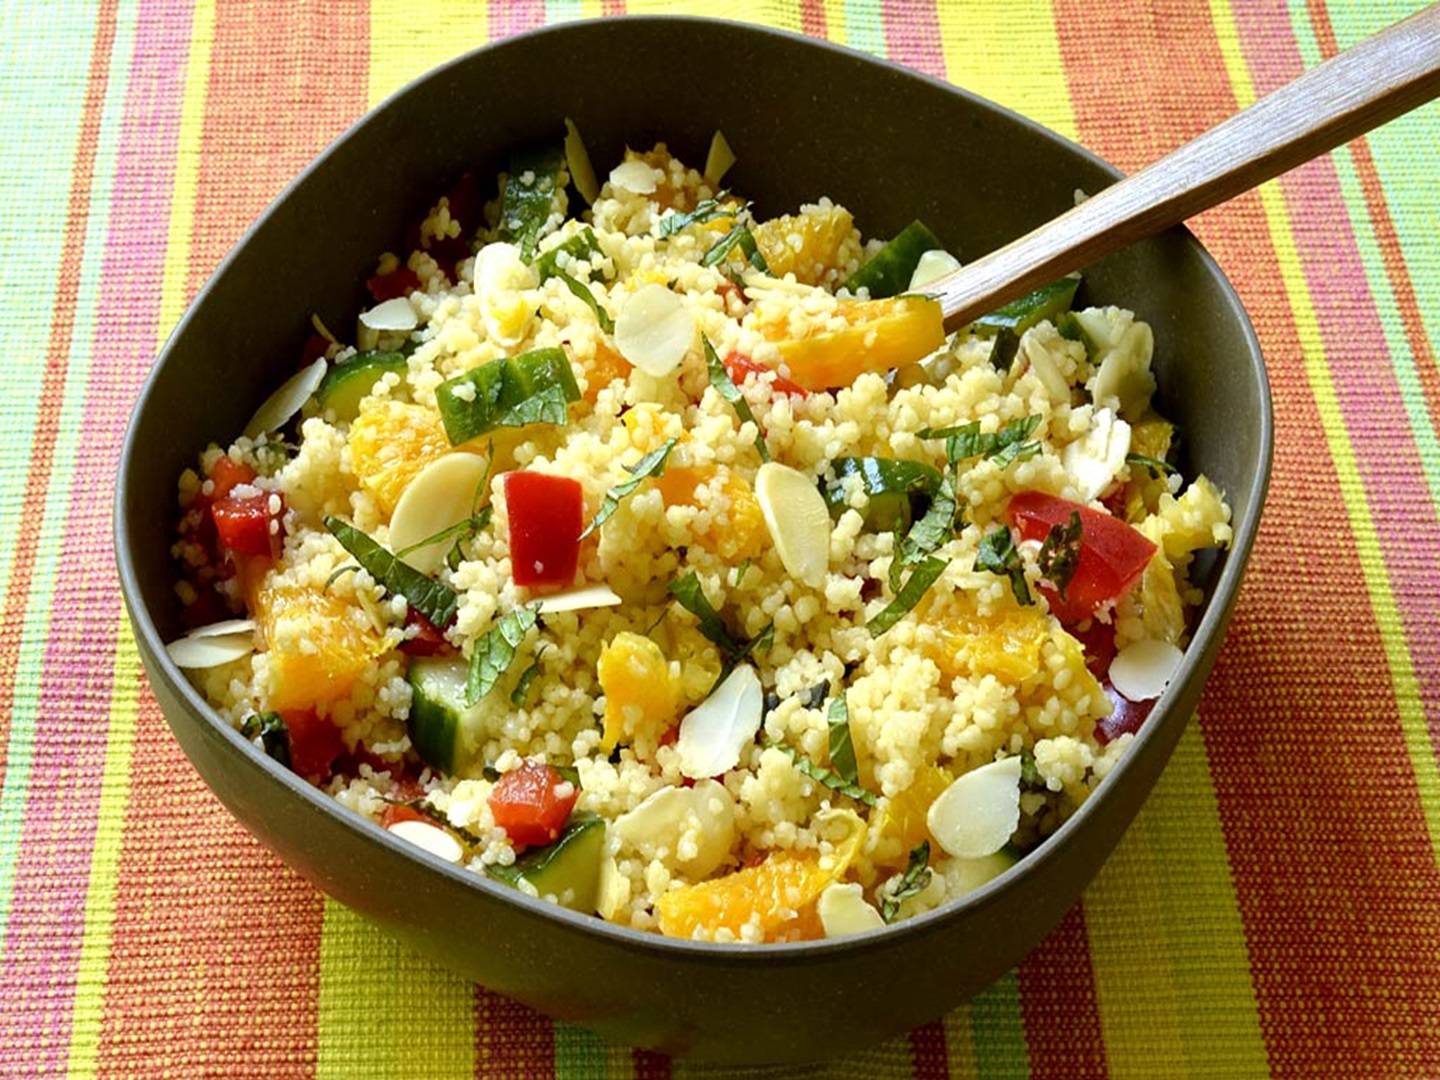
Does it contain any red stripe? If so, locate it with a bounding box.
[1017,904,1107,1078]
[602,0,626,15]
[1057,0,1440,1074]
[909,1018,949,1077]
[0,1,118,790]
[632,1046,672,1079]
[96,3,370,1073]
[800,0,827,40]
[882,0,946,80]
[474,987,555,1078]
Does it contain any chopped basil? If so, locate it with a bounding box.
[976,525,1033,606]
[702,223,769,273]
[581,437,678,539]
[435,348,582,445]
[880,841,933,923]
[703,336,769,462]
[868,555,948,637]
[827,693,859,787]
[510,644,548,707]
[1037,510,1083,599]
[918,414,1042,468]
[766,740,876,806]
[987,326,1021,373]
[324,516,460,628]
[1127,452,1177,477]
[466,605,541,706]
[239,712,291,768]
[499,145,567,263]
[387,797,484,847]
[891,476,958,590]
[668,570,771,669]
[659,194,735,237]
[1019,749,1043,790]
[731,559,752,587]
[549,268,614,333]
[537,228,614,332]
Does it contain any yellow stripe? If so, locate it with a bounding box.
[1085,723,1268,1078]
[620,1,801,32]
[1209,0,1440,857]
[157,0,214,331]
[936,0,1078,143]
[822,0,849,47]
[315,902,477,1079]
[64,620,143,1080]
[367,0,492,108]
[941,1001,978,1074]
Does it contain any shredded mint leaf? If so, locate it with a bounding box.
[466,606,541,706]
[987,326,1021,373]
[703,335,769,462]
[1037,510,1083,599]
[324,564,359,592]
[535,228,606,278]
[868,556,948,637]
[827,693,859,786]
[976,525,1033,606]
[659,194,737,237]
[387,797,484,847]
[239,712,291,769]
[581,437,678,539]
[731,559,752,587]
[880,841,933,923]
[702,223,769,273]
[324,516,460,628]
[667,571,739,655]
[767,740,876,806]
[891,477,958,591]
[1127,452,1177,477]
[919,415,1042,468]
[548,267,614,333]
[499,146,566,263]
[497,382,571,429]
[1019,749,1043,790]
[510,644,548,707]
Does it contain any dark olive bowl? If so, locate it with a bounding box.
[116,17,1271,1065]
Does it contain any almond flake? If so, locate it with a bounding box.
[166,630,257,670]
[926,756,1023,859]
[1109,638,1183,702]
[387,818,465,863]
[534,583,623,614]
[388,452,490,575]
[754,462,831,588]
[242,356,327,439]
[676,665,763,780]
[614,284,694,377]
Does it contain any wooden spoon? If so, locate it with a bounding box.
[931,3,1440,330]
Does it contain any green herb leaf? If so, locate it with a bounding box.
[891,476,958,590]
[827,693,859,786]
[466,605,541,706]
[1037,510,1083,599]
[868,555,948,637]
[731,559,752,587]
[499,146,567,263]
[987,326,1021,373]
[1126,452,1177,477]
[386,797,485,847]
[1019,749,1043,790]
[535,228,607,279]
[324,516,460,628]
[239,712,291,769]
[880,841,933,923]
[918,415,1042,468]
[976,526,1033,606]
[703,335,769,462]
[667,571,741,656]
[509,644,548,707]
[548,267,614,333]
[659,194,736,238]
[581,437,678,539]
[702,223,769,273]
[766,740,876,806]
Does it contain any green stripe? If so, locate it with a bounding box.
[553,1019,629,1077]
[1291,0,1440,509]
[969,970,1030,1078]
[315,902,476,1079]
[544,0,584,20]
[0,0,125,953]
[844,0,886,58]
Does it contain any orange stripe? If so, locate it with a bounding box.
[0,1,118,787]
[1305,0,1440,437]
[474,987,555,1078]
[1017,904,1107,1078]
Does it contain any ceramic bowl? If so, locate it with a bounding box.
[116,17,1271,1064]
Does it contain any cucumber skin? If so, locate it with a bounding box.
[318,351,407,422]
[843,220,944,300]
[971,276,1081,337]
[435,347,582,445]
[487,812,605,913]
[407,655,471,776]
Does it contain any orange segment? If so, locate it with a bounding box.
[253,581,385,712]
[654,465,766,562]
[871,763,953,870]
[347,400,451,515]
[752,204,855,285]
[596,631,683,751]
[923,605,1052,685]
[655,850,832,942]
[583,340,631,404]
[770,295,945,390]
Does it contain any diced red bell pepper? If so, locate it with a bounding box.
[212,490,285,560]
[1006,492,1157,622]
[281,707,345,781]
[379,775,430,828]
[503,471,584,587]
[1096,682,1157,744]
[723,351,810,398]
[208,457,257,501]
[366,266,422,303]
[399,606,453,656]
[487,760,578,848]
[1067,617,1117,681]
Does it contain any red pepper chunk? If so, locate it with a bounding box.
[488,761,578,848]
[212,490,285,560]
[503,471,583,587]
[1006,491,1157,622]
[723,351,810,398]
[281,707,345,782]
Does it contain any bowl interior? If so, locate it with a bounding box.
[117,17,1271,1063]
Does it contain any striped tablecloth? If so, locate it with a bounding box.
[3,1,1438,1076]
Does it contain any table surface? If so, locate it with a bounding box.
[3,1,1439,1076]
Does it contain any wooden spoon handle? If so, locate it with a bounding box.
[931,3,1440,330]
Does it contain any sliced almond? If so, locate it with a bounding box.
[185,617,257,639]
[676,665,763,780]
[926,756,1023,859]
[908,249,962,292]
[534,583,623,615]
[614,284,694,378]
[596,852,629,921]
[1109,639,1183,702]
[359,296,419,332]
[817,882,885,938]
[564,117,599,205]
[388,452,490,575]
[754,462,831,588]
[387,818,465,863]
[612,779,735,878]
[242,356,327,439]
[609,157,657,195]
[1063,407,1132,502]
[704,130,736,186]
[166,630,256,670]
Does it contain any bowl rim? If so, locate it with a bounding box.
[115,13,1274,963]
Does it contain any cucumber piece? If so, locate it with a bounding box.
[950,846,1019,897]
[435,347,582,445]
[843,220,945,300]
[317,350,407,422]
[970,275,1081,337]
[486,812,606,913]
[824,457,943,532]
[407,654,480,776]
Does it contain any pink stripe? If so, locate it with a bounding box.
[489,2,544,39]
[0,1,191,1061]
[882,0,945,79]
[1234,1,1440,756]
